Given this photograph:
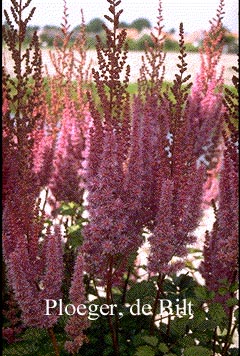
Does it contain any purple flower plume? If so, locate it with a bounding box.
[200,148,238,303]
[7,223,64,328]
[82,125,143,283]
[65,254,90,354]
[49,96,85,204]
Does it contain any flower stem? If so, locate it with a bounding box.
[106,257,119,356]
[47,327,60,356]
[150,273,165,335]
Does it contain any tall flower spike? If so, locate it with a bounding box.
[65,254,90,354]
[32,127,55,188]
[7,213,64,328]
[90,0,131,151]
[2,0,45,153]
[80,0,143,286]
[223,63,239,170]
[148,23,205,275]
[200,150,238,305]
[2,151,39,260]
[82,127,142,282]
[49,95,85,204]
[138,0,166,99]
[188,0,225,166]
[46,0,91,136]
[200,61,238,307]
[132,0,170,228]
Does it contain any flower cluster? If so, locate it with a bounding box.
[200,65,239,304]
[49,96,85,204]
[2,0,238,354]
[2,0,64,331]
[65,254,90,354]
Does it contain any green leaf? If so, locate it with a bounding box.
[126,280,156,303]
[142,336,158,347]
[194,285,208,301]
[229,348,240,356]
[234,308,239,333]
[187,247,203,254]
[218,286,228,296]
[184,346,212,356]
[59,201,82,217]
[133,333,146,347]
[208,302,227,325]
[180,335,195,347]
[188,309,207,330]
[103,346,114,356]
[68,224,81,235]
[158,342,169,353]
[230,282,239,293]
[208,290,215,300]
[178,274,195,291]
[104,333,112,345]
[67,225,83,248]
[226,297,239,308]
[135,345,156,356]
[170,315,190,337]
[163,279,177,293]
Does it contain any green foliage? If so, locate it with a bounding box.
[163,39,179,52]
[3,273,239,355]
[185,43,199,52]
[86,18,105,33]
[184,346,212,356]
[131,18,152,31]
[142,336,159,347]
[125,280,156,304]
[2,328,69,356]
[158,342,169,353]
[135,345,155,356]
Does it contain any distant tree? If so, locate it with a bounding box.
[86,18,105,33]
[22,25,39,45]
[137,34,154,50]
[119,21,130,28]
[130,18,151,31]
[40,25,61,47]
[222,28,238,53]
[42,24,60,31]
[185,43,199,52]
[163,38,179,52]
[126,38,138,50]
[168,27,176,34]
[73,25,81,33]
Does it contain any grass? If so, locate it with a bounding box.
[4,76,237,118]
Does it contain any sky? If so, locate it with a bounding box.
[2,0,239,34]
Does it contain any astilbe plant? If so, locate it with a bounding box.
[2,0,46,258]
[45,0,91,129]
[188,0,225,167]
[124,1,205,275]
[49,95,85,205]
[2,1,64,355]
[72,0,231,353]
[81,0,136,283]
[2,0,239,355]
[200,64,238,355]
[64,254,90,354]
[132,16,206,332]
[36,0,91,215]
[76,1,143,353]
